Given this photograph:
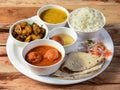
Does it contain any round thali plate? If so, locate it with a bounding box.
[6,16,114,85]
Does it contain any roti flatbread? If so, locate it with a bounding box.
[61,52,104,72]
[52,52,105,80]
[52,60,104,80]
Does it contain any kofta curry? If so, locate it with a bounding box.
[25,45,62,66]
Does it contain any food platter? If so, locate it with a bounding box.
[7,16,114,85]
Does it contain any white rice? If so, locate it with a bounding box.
[69,7,105,32]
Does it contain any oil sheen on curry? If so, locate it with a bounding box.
[40,8,67,24]
[25,45,62,66]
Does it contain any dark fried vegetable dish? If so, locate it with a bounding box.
[12,22,46,42]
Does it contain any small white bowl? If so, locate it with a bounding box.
[22,39,65,75]
[68,7,106,40]
[9,18,48,47]
[48,27,77,54]
[37,4,69,30]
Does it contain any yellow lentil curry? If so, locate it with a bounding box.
[40,8,67,24]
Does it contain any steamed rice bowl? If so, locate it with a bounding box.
[68,7,105,32]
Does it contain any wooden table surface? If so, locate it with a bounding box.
[0,0,120,90]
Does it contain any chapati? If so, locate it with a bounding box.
[52,52,105,80]
[61,52,104,72]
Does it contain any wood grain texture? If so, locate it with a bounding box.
[0,5,120,24]
[0,0,119,7]
[1,72,120,90]
[0,0,120,89]
[84,0,120,3]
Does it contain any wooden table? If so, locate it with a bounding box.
[0,0,120,90]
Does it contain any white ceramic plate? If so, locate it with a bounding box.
[6,16,114,85]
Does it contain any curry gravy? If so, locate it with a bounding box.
[40,8,67,24]
[25,45,62,66]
